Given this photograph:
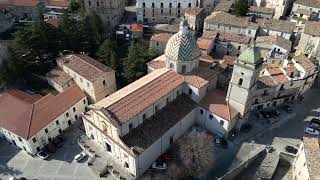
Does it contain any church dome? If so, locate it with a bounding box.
[239,44,261,64]
[165,19,201,62]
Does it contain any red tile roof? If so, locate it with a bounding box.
[267,67,283,75]
[183,65,218,88]
[199,90,239,121]
[223,55,237,65]
[46,66,72,86]
[283,66,297,74]
[0,85,85,139]
[185,7,203,16]
[12,0,39,6]
[104,70,184,125]
[46,18,61,27]
[150,33,173,42]
[130,23,143,32]
[197,36,214,50]
[217,32,252,44]
[46,0,69,7]
[271,74,289,84]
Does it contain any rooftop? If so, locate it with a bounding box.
[271,74,289,84]
[295,8,312,16]
[261,19,295,34]
[46,0,69,7]
[283,66,298,74]
[197,36,214,50]
[46,18,61,27]
[57,54,114,82]
[96,69,185,125]
[146,54,166,69]
[46,66,72,86]
[293,55,316,70]
[304,21,320,37]
[213,1,233,12]
[183,64,218,88]
[12,0,39,6]
[185,7,203,16]
[199,89,238,121]
[303,136,320,180]
[249,6,274,14]
[257,76,277,89]
[294,0,320,8]
[217,31,252,44]
[205,11,252,28]
[130,23,143,32]
[266,67,283,75]
[122,94,196,155]
[150,33,173,42]
[155,24,180,34]
[0,85,85,139]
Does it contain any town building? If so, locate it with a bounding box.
[204,11,259,38]
[252,0,294,19]
[0,3,15,33]
[149,33,173,55]
[136,0,199,23]
[255,35,292,59]
[155,23,180,34]
[259,19,295,40]
[184,7,204,32]
[83,0,126,31]
[80,18,317,178]
[43,0,69,19]
[248,6,274,19]
[291,0,320,21]
[129,23,144,39]
[47,53,117,103]
[296,21,320,60]
[0,85,87,155]
[213,1,233,12]
[10,0,44,20]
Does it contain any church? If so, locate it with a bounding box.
[81,18,316,177]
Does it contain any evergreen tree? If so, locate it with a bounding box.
[59,10,79,51]
[234,0,249,16]
[96,38,116,63]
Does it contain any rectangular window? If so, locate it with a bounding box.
[238,46,241,50]
[83,99,86,104]
[152,2,155,8]
[161,9,163,14]
[170,135,174,144]
[73,107,76,112]
[18,137,22,142]
[56,120,59,125]
[142,2,145,8]
[45,128,48,133]
[32,138,37,143]
[129,123,133,131]
[209,114,213,119]
[200,109,204,114]
[178,3,181,8]
[169,3,172,8]
[66,112,69,117]
[106,142,112,152]
[143,114,146,120]
[188,89,192,95]
[161,3,163,8]
[188,3,191,7]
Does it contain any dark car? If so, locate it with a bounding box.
[215,137,228,148]
[256,112,264,120]
[310,118,320,125]
[285,145,298,154]
[241,124,252,133]
[260,111,271,118]
[282,105,293,113]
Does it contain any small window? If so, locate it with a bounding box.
[73,107,76,112]
[238,78,243,85]
[209,114,213,119]
[152,2,154,7]
[59,129,62,134]
[88,1,91,6]
[83,99,86,104]
[36,147,40,151]
[188,89,192,95]
[188,3,191,7]
[129,123,133,131]
[75,115,78,120]
[18,137,22,142]
[290,82,293,86]
[142,2,145,7]
[125,162,129,168]
[161,9,163,14]
[103,80,106,86]
[170,135,174,144]
[23,146,26,150]
[220,120,224,125]
[200,109,204,114]
[32,138,37,143]
[248,30,251,34]
[66,112,69,117]
[238,46,241,50]
[48,137,52,142]
[143,114,146,120]
[161,3,163,8]
[169,3,172,8]
[178,3,181,8]
[45,129,48,133]
[178,9,180,14]
[56,120,59,125]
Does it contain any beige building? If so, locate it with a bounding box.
[0,85,87,155]
[252,0,294,19]
[83,0,126,31]
[255,35,292,59]
[296,21,320,60]
[44,0,69,19]
[149,33,173,55]
[47,53,117,103]
[184,7,204,32]
[136,0,199,23]
[291,0,320,21]
[204,11,259,38]
[259,19,296,40]
[248,6,274,19]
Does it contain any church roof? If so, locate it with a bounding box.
[239,45,261,64]
[165,19,201,62]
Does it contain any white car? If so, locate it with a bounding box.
[36,151,49,160]
[304,127,320,136]
[74,152,87,162]
[152,162,167,170]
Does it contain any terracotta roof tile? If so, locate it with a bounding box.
[46,18,61,27]
[214,1,233,12]
[293,55,315,70]
[249,6,274,14]
[205,11,252,28]
[46,0,69,7]
[150,33,173,42]
[271,74,289,84]
[130,23,143,32]
[267,67,283,75]
[146,54,166,69]
[57,54,114,82]
[12,0,39,6]
[197,36,214,50]
[283,66,297,74]
[0,85,85,139]
[217,32,252,44]
[183,65,218,88]
[304,21,320,37]
[103,69,184,124]
[223,55,237,65]
[257,76,277,89]
[46,66,72,86]
[199,90,239,121]
[185,7,203,16]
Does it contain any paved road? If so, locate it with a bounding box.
[207,88,320,179]
[0,124,115,180]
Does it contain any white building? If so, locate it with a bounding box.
[259,19,296,40]
[291,0,320,21]
[0,85,87,155]
[44,0,69,19]
[47,53,117,103]
[252,0,294,19]
[296,21,320,60]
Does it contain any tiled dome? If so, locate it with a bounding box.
[165,19,201,62]
[239,44,261,64]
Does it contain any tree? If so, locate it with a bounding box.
[88,12,103,43]
[147,48,157,61]
[96,38,120,69]
[234,0,249,16]
[123,40,148,83]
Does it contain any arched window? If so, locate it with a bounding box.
[238,78,243,85]
[170,63,174,68]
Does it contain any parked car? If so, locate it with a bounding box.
[270,109,280,116]
[152,162,167,170]
[309,122,320,131]
[214,137,228,148]
[36,151,49,160]
[285,145,298,154]
[241,124,252,133]
[74,152,87,162]
[158,154,173,162]
[282,105,293,113]
[260,111,271,118]
[256,112,264,120]
[310,118,320,125]
[304,127,320,136]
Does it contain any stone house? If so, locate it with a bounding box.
[83,0,126,31]
[248,6,274,19]
[296,21,320,60]
[47,53,117,103]
[259,19,296,40]
[252,0,294,19]
[291,0,320,21]
[149,33,173,55]
[184,7,204,32]
[255,35,292,59]
[0,85,87,155]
